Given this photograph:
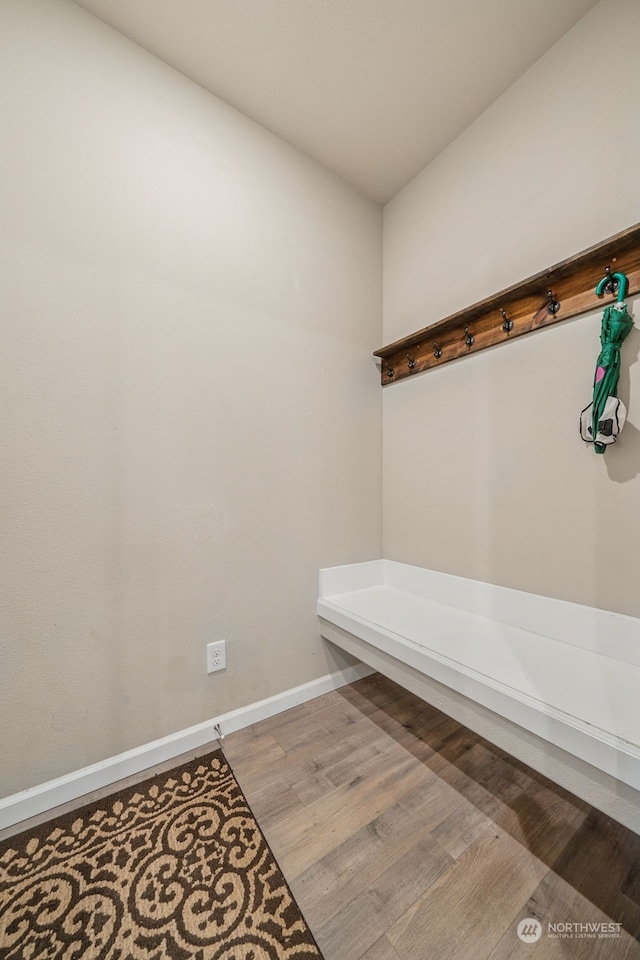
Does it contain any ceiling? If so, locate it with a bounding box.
[71,0,599,204]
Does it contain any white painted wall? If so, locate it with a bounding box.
[383,0,640,617]
[0,0,382,796]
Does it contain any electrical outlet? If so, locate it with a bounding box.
[206,640,226,674]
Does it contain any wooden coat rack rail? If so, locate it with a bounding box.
[374,222,640,385]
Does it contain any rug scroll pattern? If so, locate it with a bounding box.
[0,750,323,959]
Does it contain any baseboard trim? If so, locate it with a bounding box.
[0,662,374,831]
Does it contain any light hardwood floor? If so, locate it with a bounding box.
[3,672,639,959]
[222,673,640,960]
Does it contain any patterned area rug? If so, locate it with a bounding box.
[0,750,323,959]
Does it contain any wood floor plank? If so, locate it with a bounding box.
[292,778,466,930]
[358,935,404,960]
[235,739,399,831]
[549,809,640,924]
[262,750,434,879]
[300,699,371,738]
[224,724,357,791]
[218,731,285,776]
[289,732,400,807]
[618,938,640,960]
[429,796,493,860]
[622,856,640,907]
[345,691,458,766]
[447,740,592,864]
[614,890,640,941]
[415,731,589,856]
[387,826,548,960]
[224,696,372,783]
[315,832,454,960]
[267,707,338,755]
[488,867,640,960]
[226,717,398,827]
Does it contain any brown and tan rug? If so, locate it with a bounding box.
[0,750,323,959]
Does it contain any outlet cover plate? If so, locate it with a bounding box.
[206,640,226,674]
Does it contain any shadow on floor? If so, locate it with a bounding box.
[340,672,640,943]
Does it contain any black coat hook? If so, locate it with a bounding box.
[385,365,394,378]
[546,290,560,315]
[500,309,513,333]
[406,354,415,370]
[464,326,475,347]
[432,341,442,359]
[602,265,619,296]
[596,265,627,301]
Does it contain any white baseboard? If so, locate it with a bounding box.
[0,662,374,831]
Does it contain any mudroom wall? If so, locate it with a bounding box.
[0,0,382,795]
[382,0,640,617]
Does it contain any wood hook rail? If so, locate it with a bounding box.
[374,222,640,385]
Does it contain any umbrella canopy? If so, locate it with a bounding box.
[580,301,633,454]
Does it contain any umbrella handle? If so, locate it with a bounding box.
[596,269,629,303]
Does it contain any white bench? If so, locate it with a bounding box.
[318,560,640,833]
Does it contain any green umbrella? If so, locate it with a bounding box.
[580,272,633,454]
